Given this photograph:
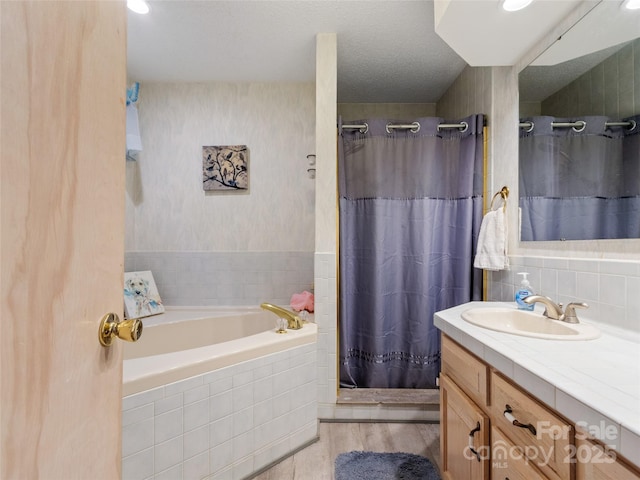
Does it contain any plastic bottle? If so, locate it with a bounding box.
[515,272,534,311]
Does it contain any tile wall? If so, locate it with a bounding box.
[122,342,317,480]
[489,256,640,333]
[125,251,313,307]
[313,253,337,416]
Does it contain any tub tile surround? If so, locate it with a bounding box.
[122,343,318,480]
[434,301,640,468]
[489,255,640,333]
[125,251,314,307]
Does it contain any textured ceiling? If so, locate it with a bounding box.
[127,1,639,105]
[127,0,467,103]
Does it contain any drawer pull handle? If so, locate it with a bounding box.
[468,421,481,462]
[504,405,537,436]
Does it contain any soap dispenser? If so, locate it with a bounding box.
[515,272,534,311]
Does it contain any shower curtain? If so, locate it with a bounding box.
[338,115,484,389]
[519,115,640,241]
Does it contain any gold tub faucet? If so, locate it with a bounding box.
[260,303,303,330]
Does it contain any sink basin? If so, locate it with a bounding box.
[461,307,600,340]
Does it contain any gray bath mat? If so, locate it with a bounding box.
[335,451,440,480]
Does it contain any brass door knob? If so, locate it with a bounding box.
[99,313,143,347]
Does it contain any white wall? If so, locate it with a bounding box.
[313,33,340,418]
[337,103,436,120]
[126,82,316,253]
[124,83,317,306]
[435,66,492,120]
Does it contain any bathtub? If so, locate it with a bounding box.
[123,306,317,396]
[121,306,318,480]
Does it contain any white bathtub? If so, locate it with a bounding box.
[121,306,318,479]
[122,306,317,396]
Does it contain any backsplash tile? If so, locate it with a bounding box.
[489,256,640,332]
[600,274,626,307]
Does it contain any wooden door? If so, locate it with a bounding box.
[1,2,126,478]
[440,374,490,480]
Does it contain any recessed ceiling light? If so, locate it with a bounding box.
[623,0,640,9]
[502,0,533,12]
[127,0,150,14]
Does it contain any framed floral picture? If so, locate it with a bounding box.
[123,271,165,319]
[202,145,249,191]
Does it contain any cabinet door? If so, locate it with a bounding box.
[575,437,640,480]
[440,374,490,480]
[492,426,547,480]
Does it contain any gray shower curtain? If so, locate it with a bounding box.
[519,115,640,241]
[339,115,484,389]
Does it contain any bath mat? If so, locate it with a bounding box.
[335,451,440,480]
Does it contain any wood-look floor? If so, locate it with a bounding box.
[252,422,441,480]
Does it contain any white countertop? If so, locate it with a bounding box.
[434,301,640,468]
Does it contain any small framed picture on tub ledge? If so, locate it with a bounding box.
[124,271,165,319]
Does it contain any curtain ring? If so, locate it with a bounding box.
[523,121,534,133]
[572,121,586,133]
[410,122,420,133]
[385,123,392,134]
[359,123,369,134]
[458,121,468,133]
[627,119,637,132]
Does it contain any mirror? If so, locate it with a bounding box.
[518,2,640,241]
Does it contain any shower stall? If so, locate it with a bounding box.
[338,114,485,391]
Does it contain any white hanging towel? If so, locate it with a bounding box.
[474,207,509,271]
[126,103,143,153]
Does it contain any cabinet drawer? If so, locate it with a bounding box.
[490,371,573,480]
[575,436,640,480]
[441,335,488,408]
[491,426,546,480]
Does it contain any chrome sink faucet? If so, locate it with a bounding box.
[523,295,588,323]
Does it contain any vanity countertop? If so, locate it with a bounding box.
[435,301,640,468]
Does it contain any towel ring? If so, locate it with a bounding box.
[489,186,509,212]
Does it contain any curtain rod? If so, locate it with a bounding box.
[519,119,636,133]
[341,121,469,135]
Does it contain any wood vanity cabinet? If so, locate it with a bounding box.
[440,374,490,480]
[491,426,546,480]
[489,371,572,480]
[575,437,639,480]
[440,334,640,480]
